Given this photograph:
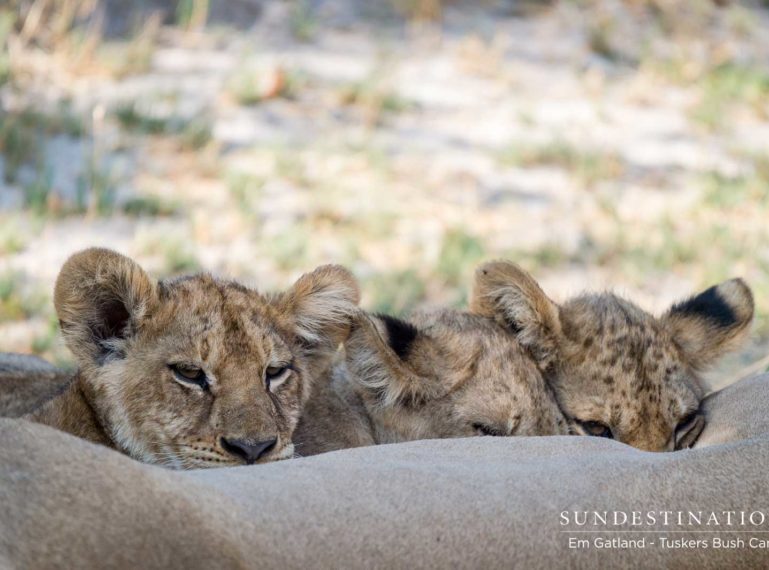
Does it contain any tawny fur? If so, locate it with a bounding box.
[12,248,360,469]
[471,260,754,452]
[293,308,569,456]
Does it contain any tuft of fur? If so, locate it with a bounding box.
[346,313,447,409]
[471,261,562,369]
[471,260,755,452]
[293,308,569,456]
[267,264,360,381]
[268,265,360,347]
[19,249,360,469]
[664,279,754,371]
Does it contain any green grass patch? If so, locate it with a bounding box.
[365,269,426,316]
[1,113,41,184]
[690,64,769,131]
[176,0,210,29]
[436,228,486,287]
[702,170,769,209]
[289,0,317,42]
[178,119,213,151]
[93,10,162,79]
[114,102,174,134]
[31,315,60,356]
[269,229,311,271]
[228,172,265,214]
[274,152,310,186]
[163,243,200,275]
[136,233,201,277]
[22,168,54,215]
[76,158,118,216]
[0,10,14,87]
[122,195,180,217]
[0,104,85,184]
[114,102,214,149]
[338,80,415,116]
[497,139,624,187]
[512,242,570,271]
[335,68,416,126]
[569,216,703,284]
[0,271,47,322]
[0,221,27,255]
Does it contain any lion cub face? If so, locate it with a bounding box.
[346,309,568,443]
[55,249,359,468]
[472,261,754,452]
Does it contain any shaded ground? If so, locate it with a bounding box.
[1,0,768,388]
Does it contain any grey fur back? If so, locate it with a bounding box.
[0,353,72,417]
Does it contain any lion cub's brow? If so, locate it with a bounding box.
[159,276,305,351]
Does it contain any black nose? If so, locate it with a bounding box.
[220,437,277,464]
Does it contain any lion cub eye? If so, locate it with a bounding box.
[674,411,705,450]
[169,364,209,390]
[472,423,504,437]
[265,365,292,392]
[579,420,613,439]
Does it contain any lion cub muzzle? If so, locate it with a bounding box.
[220,436,278,464]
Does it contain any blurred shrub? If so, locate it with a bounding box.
[365,269,426,316]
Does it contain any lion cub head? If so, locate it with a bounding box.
[345,308,568,442]
[471,260,754,452]
[55,248,359,468]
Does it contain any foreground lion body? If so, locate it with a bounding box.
[10,248,360,469]
[0,354,72,418]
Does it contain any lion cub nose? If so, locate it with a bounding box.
[220,436,277,464]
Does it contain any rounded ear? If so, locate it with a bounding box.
[270,264,360,352]
[469,260,562,369]
[345,313,445,408]
[663,278,754,369]
[54,248,157,369]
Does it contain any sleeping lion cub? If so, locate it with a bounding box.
[12,248,359,468]
[471,260,754,452]
[293,306,569,456]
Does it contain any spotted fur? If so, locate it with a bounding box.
[471,260,754,452]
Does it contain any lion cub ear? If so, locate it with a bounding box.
[345,313,445,408]
[271,264,361,351]
[54,248,157,369]
[469,260,562,370]
[663,278,754,370]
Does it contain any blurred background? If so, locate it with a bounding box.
[1,0,768,387]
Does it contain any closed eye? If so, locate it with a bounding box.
[169,363,209,390]
[678,411,697,429]
[578,420,613,439]
[265,364,293,392]
[674,410,705,450]
[473,423,504,437]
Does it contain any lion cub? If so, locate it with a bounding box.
[293,307,568,456]
[471,260,754,452]
[18,248,359,468]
